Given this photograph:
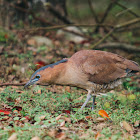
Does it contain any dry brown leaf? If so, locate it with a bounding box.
[60,121,65,127]
[55,132,66,140]
[50,98,56,102]
[63,117,71,123]
[47,129,57,137]
[13,110,19,114]
[96,123,106,130]
[15,97,21,104]
[79,133,89,139]
[27,39,36,46]
[96,117,106,122]
[0,87,4,92]
[121,121,133,133]
[31,136,41,140]
[95,132,101,140]
[1,116,9,121]
[16,90,24,94]
[39,115,46,120]
[37,89,42,94]
[8,133,17,140]
[134,120,139,127]
[60,127,69,131]
[85,116,93,120]
[11,86,18,89]
[77,95,85,101]
[56,114,62,121]
[65,86,71,92]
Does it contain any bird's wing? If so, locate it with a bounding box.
[82,53,128,84]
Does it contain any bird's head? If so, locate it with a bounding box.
[24,72,42,88]
[24,64,50,88]
[24,59,68,88]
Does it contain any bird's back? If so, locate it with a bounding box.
[69,50,140,87]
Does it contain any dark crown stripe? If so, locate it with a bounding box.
[31,59,68,79]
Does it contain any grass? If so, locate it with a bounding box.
[0,1,140,139]
[0,81,140,139]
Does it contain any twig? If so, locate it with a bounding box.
[88,0,99,23]
[115,18,140,29]
[92,28,115,48]
[116,7,133,17]
[0,83,48,87]
[62,28,93,40]
[7,2,53,26]
[0,83,26,86]
[92,18,140,48]
[94,0,117,33]
[115,1,139,17]
[95,42,140,54]
[100,0,117,23]
[118,26,140,32]
[46,4,72,24]
[103,27,119,41]
[87,0,118,41]
[18,24,114,31]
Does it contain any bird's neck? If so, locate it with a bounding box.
[40,62,67,85]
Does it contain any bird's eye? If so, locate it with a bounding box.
[35,75,40,79]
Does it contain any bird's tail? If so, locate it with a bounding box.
[124,59,140,75]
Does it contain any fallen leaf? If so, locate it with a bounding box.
[60,121,65,127]
[4,34,8,39]
[63,110,70,114]
[63,117,71,123]
[0,110,11,115]
[27,39,36,46]
[79,133,89,139]
[1,116,9,121]
[37,89,42,94]
[13,106,22,111]
[134,120,139,127]
[85,116,92,120]
[96,117,106,122]
[122,121,133,133]
[95,132,101,140]
[65,86,71,92]
[98,110,109,119]
[15,98,21,104]
[24,116,30,120]
[96,123,106,129]
[31,136,40,140]
[11,86,18,89]
[47,129,57,137]
[56,114,62,121]
[77,95,85,101]
[13,110,19,114]
[60,127,69,130]
[55,132,66,140]
[8,133,17,140]
[35,61,45,69]
[39,115,46,120]
[15,90,24,94]
[0,87,4,92]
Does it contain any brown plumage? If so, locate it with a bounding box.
[25,50,140,110]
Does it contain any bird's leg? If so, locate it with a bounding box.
[92,95,96,111]
[80,90,92,110]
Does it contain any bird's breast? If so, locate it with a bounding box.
[55,61,90,89]
[87,79,122,93]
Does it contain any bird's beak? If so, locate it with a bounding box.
[24,80,35,88]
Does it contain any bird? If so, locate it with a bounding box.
[25,50,140,110]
